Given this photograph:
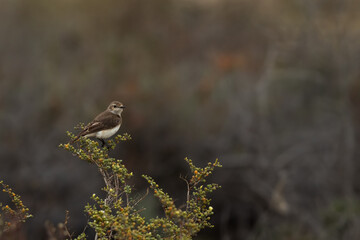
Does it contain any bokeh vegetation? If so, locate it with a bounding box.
[0,181,32,239]
[1,0,360,239]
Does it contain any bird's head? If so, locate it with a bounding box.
[108,101,125,116]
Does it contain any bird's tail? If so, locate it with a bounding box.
[70,135,80,144]
[70,127,88,144]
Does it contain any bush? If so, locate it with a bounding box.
[0,129,221,239]
[57,130,221,239]
[0,181,32,238]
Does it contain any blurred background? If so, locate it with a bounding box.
[1,0,360,239]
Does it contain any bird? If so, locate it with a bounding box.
[71,101,125,147]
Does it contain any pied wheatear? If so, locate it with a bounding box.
[72,101,125,147]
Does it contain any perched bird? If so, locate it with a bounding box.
[72,101,125,147]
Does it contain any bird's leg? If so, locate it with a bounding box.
[99,138,105,148]
[98,138,110,149]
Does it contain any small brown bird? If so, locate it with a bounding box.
[72,101,125,147]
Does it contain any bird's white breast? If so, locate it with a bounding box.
[95,125,121,139]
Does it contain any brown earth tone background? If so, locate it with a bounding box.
[1,0,360,239]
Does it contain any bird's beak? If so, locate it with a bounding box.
[120,106,126,109]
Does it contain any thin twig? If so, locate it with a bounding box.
[180,175,190,212]
[63,210,72,238]
[132,188,149,207]
[133,207,147,214]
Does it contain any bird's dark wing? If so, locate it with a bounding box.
[78,111,121,137]
[70,121,106,143]
[78,121,104,137]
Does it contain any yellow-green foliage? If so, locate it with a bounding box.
[60,130,221,239]
[0,181,32,235]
